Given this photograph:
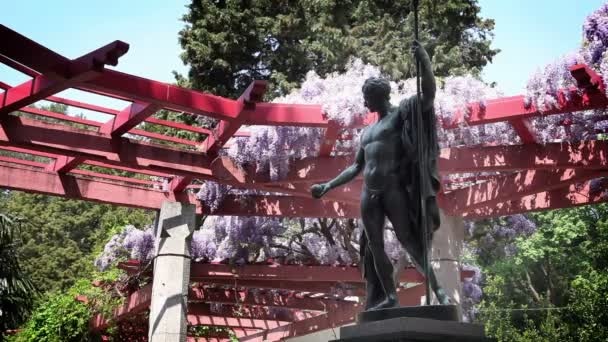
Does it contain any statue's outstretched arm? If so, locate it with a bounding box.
[311,147,364,198]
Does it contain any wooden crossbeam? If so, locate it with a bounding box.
[100,102,161,136]
[464,180,608,219]
[442,169,608,215]
[190,287,356,312]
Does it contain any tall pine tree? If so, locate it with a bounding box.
[178,0,498,98]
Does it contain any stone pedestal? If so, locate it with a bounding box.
[333,316,490,342]
[148,201,196,342]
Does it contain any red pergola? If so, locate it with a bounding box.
[2,24,608,341]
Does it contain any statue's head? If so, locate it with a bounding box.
[362,77,391,112]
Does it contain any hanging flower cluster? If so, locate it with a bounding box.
[523,3,608,143]
[94,225,155,271]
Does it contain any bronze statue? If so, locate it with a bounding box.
[311,41,449,311]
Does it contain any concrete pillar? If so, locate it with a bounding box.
[148,201,196,342]
[430,210,464,312]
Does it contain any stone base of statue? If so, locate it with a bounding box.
[331,305,492,342]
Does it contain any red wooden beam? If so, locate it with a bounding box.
[0,162,194,211]
[82,69,242,120]
[243,104,376,128]
[83,160,171,178]
[45,155,86,173]
[0,162,353,217]
[442,169,608,215]
[91,283,152,330]
[446,65,608,129]
[170,176,192,193]
[145,117,212,136]
[464,180,608,219]
[0,155,47,168]
[0,115,213,179]
[46,94,121,115]
[239,284,425,342]
[189,287,357,312]
[100,102,162,136]
[70,169,161,187]
[187,338,230,342]
[203,80,267,155]
[0,146,171,178]
[244,103,326,127]
[0,145,56,159]
[211,155,353,185]
[190,264,474,284]
[129,128,201,147]
[188,303,314,323]
[19,106,103,127]
[204,194,359,218]
[1,75,83,115]
[438,140,608,173]
[238,304,356,341]
[509,118,538,144]
[0,24,71,77]
[186,313,289,331]
[194,279,365,296]
[319,121,340,157]
[570,64,605,94]
[0,40,129,115]
[214,140,608,189]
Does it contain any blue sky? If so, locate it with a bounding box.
[0,0,606,119]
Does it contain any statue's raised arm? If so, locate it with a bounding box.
[411,40,436,113]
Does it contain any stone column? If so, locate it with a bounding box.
[430,210,464,313]
[148,201,196,342]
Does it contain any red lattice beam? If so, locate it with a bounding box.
[203,80,267,155]
[100,102,162,136]
[189,303,318,323]
[319,121,341,157]
[212,140,608,189]
[202,194,359,218]
[191,264,424,283]
[187,313,289,331]
[195,279,365,296]
[464,179,608,219]
[438,140,608,173]
[442,169,608,215]
[445,65,608,129]
[509,118,538,144]
[0,162,357,217]
[82,69,242,120]
[0,115,213,178]
[238,285,425,342]
[91,283,152,330]
[190,287,356,312]
[45,155,86,173]
[0,162,180,209]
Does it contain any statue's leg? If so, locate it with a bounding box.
[361,190,398,310]
[363,244,384,310]
[383,188,450,305]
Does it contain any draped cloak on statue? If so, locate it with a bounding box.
[360,95,441,277]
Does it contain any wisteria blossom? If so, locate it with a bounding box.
[199,58,510,210]
[95,225,155,271]
[522,3,608,143]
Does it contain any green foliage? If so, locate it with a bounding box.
[11,291,92,342]
[476,204,608,341]
[0,213,36,332]
[9,261,129,342]
[179,0,498,98]
[0,191,153,295]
